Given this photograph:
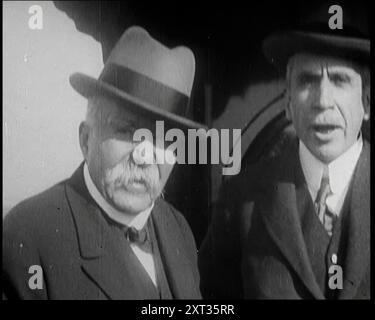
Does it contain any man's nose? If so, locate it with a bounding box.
[315,77,334,110]
[132,140,155,166]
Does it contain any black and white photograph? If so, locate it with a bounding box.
[3,0,371,304]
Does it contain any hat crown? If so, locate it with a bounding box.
[69,26,206,130]
[262,2,370,70]
[106,26,195,96]
[296,2,369,38]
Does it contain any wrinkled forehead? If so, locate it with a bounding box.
[288,52,363,77]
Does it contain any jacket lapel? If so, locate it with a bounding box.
[65,163,157,299]
[259,142,325,299]
[151,200,201,299]
[338,142,370,299]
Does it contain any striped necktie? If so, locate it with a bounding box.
[314,166,336,236]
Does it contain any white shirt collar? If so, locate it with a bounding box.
[83,162,154,230]
[299,137,363,210]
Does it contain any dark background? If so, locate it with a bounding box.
[54,0,371,246]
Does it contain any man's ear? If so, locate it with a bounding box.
[363,85,370,121]
[285,90,292,120]
[79,122,91,160]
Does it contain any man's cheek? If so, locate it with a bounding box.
[336,99,363,125]
[155,148,176,189]
[288,102,301,124]
[294,86,311,102]
[100,140,126,166]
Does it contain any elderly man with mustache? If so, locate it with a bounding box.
[3,26,204,300]
[199,4,370,299]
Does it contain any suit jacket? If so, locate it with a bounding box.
[3,164,201,300]
[199,139,370,299]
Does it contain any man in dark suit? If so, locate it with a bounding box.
[3,26,204,299]
[199,4,370,299]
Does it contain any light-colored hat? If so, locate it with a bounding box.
[70,26,206,130]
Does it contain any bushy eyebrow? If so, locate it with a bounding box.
[108,117,137,129]
[327,71,352,83]
[295,69,353,85]
[295,71,320,85]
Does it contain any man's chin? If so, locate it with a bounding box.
[309,142,347,164]
[110,189,154,215]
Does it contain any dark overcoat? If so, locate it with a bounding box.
[3,164,201,300]
[199,139,370,299]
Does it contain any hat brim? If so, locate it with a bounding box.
[263,31,370,72]
[70,72,208,131]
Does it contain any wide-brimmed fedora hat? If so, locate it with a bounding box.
[70,26,206,130]
[263,2,370,72]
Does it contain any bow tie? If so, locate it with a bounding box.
[123,225,152,253]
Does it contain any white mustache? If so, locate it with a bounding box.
[105,159,162,200]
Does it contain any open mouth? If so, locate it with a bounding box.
[312,124,341,134]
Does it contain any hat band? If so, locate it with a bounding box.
[100,63,190,117]
[298,22,368,39]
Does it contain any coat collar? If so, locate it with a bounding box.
[338,141,370,299]
[64,163,199,299]
[259,140,370,299]
[65,162,108,259]
[151,200,202,299]
[65,163,155,299]
[258,143,325,299]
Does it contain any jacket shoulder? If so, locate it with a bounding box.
[155,198,193,235]
[154,198,198,252]
[4,180,70,241]
[223,136,299,200]
[207,138,299,252]
[3,180,73,299]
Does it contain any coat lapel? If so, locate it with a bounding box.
[65,163,158,299]
[259,142,325,299]
[338,142,370,299]
[151,200,201,299]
